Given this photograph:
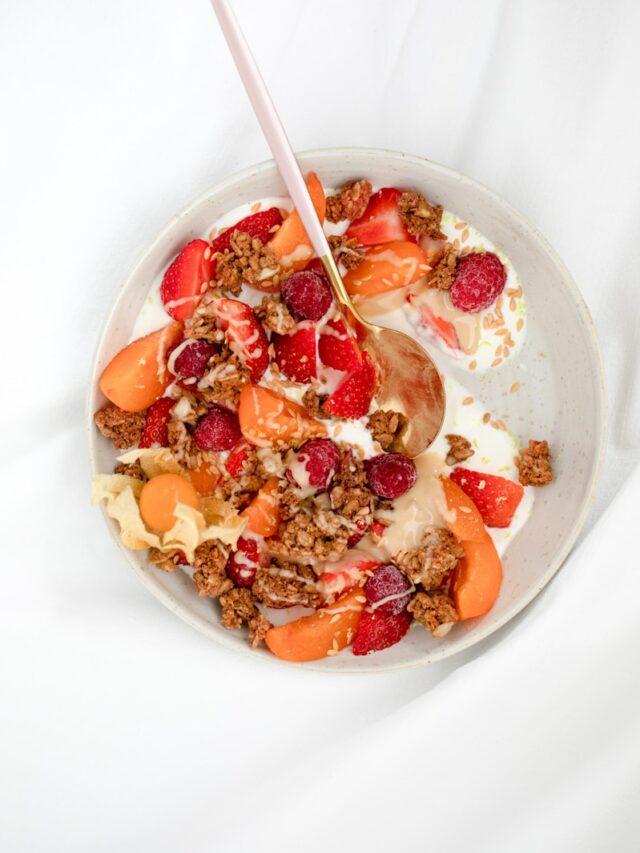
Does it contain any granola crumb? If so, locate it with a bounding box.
[113,459,147,481]
[445,433,474,466]
[271,508,351,563]
[254,295,296,334]
[215,230,279,295]
[148,548,185,572]
[398,191,444,239]
[408,591,458,634]
[192,541,232,597]
[517,440,553,487]
[302,387,329,419]
[198,344,250,409]
[248,610,272,648]
[367,409,408,452]
[426,243,458,291]
[167,420,202,470]
[328,234,365,270]
[94,403,146,449]
[394,528,463,590]
[219,587,253,627]
[329,450,373,520]
[252,561,320,609]
[325,179,373,223]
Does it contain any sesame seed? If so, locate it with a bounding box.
[462,396,474,406]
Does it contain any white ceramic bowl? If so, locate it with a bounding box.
[87,147,607,672]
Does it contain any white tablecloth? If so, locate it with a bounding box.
[2,1,639,850]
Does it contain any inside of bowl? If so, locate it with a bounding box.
[89,149,606,672]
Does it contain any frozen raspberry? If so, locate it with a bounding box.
[365,453,417,499]
[352,609,412,655]
[449,251,506,313]
[193,405,242,451]
[172,340,218,379]
[363,564,412,616]
[286,438,340,491]
[226,537,265,588]
[281,270,333,321]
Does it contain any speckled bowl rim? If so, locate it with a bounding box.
[86,147,608,674]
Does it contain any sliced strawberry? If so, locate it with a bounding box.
[323,351,377,419]
[272,326,317,383]
[318,316,362,372]
[160,240,215,322]
[450,468,524,528]
[210,208,283,255]
[418,304,460,350]
[139,397,175,448]
[318,553,380,601]
[226,441,252,480]
[212,296,269,381]
[352,609,412,655]
[346,188,415,246]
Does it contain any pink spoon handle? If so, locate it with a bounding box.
[210,0,330,261]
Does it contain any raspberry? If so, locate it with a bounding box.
[286,438,340,492]
[193,405,242,451]
[281,270,333,321]
[363,564,412,616]
[365,453,417,499]
[226,536,265,587]
[352,609,412,655]
[449,251,506,313]
[171,340,218,380]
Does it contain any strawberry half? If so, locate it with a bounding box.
[323,351,377,419]
[352,609,412,655]
[272,326,317,383]
[212,296,269,381]
[160,240,215,322]
[418,304,460,350]
[346,188,415,246]
[225,441,252,480]
[139,397,175,448]
[210,208,283,255]
[318,316,362,372]
[450,468,524,528]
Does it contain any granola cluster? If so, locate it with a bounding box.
[427,243,458,291]
[445,433,474,466]
[326,179,373,223]
[95,403,146,449]
[328,234,365,271]
[398,191,444,239]
[517,440,553,486]
[215,230,279,295]
[367,409,408,452]
[394,528,463,590]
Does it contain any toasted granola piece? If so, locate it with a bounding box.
[517,440,553,487]
[192,540,232,598]
[254,295,296,334]
[329,451,373,519]
[184,299,227,343]
[271,508,350,562]
[279,484,303,522]
[148,548,185,572]
[445,433,474,466]
[328,234,365,271]
[394,528,463,590]
[218,588,272,647]
[398,190,444,239]
[325,179,373,223]
[215,230,279,295]
[167,420,202,470]
[302,387,329,419]
[408,591,459,635]
[252,561,320,609]
[168,389,209,425]
[427,243,458,291]
[94,403,146,449]
[367,409,409,452]
[114,458,147,481]
[198,344,250,409]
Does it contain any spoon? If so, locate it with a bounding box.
[210,0,445,456]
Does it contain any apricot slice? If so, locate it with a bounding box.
[99,323,183,413]
[188,461,220,497]
[269,172,326,271]
[441,477,486,543]
[241,477,280,537]
[453,535,503,620]
[139,473,199,533]
[265,588,365,662]
[238,385,327,447]
[343,241,430,299]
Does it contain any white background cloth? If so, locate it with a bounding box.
[2,1,639,850]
